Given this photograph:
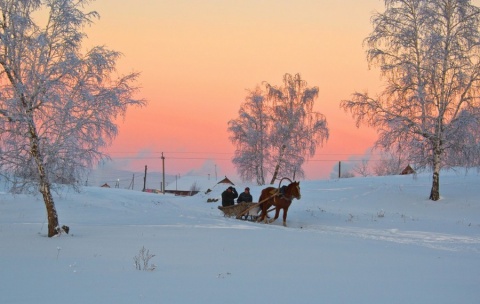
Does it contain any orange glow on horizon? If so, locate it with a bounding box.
[86,0,390,180]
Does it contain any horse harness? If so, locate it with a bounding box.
[272,186,293,203]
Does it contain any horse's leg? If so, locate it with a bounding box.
[257,202,268,223]
[257,204,265,222]
[282,207,289,227]
[269,207,280,224]
[265,206,270,224]
[262,196,272,219]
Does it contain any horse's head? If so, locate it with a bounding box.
[288,181,301,200]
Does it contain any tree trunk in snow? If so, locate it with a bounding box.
[429,144,441,201]
[270,144,286,184]
[41,180,60,237]
[29,124,60,237]
[430,170,440,201]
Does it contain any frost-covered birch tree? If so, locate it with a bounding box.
[265,73,329,184]
[228,87,271,185]
[340,0,480,201]
[229,73,329,185]
[0,0,145,237]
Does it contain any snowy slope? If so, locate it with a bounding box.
[0,170,479,304]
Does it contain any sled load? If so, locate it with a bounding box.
[217,202,261,221]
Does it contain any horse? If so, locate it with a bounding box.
[257,178,301,226]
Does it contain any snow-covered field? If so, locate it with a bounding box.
[1,170,479,304]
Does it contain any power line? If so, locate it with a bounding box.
[105,151,233,155]
[101,155,387,162]
[102,150,392,163]
[105,150,374,157]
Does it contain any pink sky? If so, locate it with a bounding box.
[84,0,385,180]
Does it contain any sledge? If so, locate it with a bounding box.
[217,177,300,224]
[217,202,261,221]
[217,189,281,221]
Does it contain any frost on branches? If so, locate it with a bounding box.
[341,0,480,201]
[0,0,146,236]
[228,73,329,185]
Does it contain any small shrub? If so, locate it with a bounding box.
[133,246,156,271]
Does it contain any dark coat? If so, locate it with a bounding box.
[237,191,253,203]
[221,188,238,207]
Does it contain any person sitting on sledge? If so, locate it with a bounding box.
[237,187,253,204]
[221,186,238,207]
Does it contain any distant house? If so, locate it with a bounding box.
[217,176,235,186]
[101,183,110,188]
[142,175,237,197]
[400,165,415,175]
[144,188,200,196]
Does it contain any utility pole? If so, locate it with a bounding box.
[143,165,147,191]
[162,152,165,194]
[338,161,341,179]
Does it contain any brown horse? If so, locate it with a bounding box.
[257,179,301,226]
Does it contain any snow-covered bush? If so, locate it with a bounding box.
[133,246,156,271]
